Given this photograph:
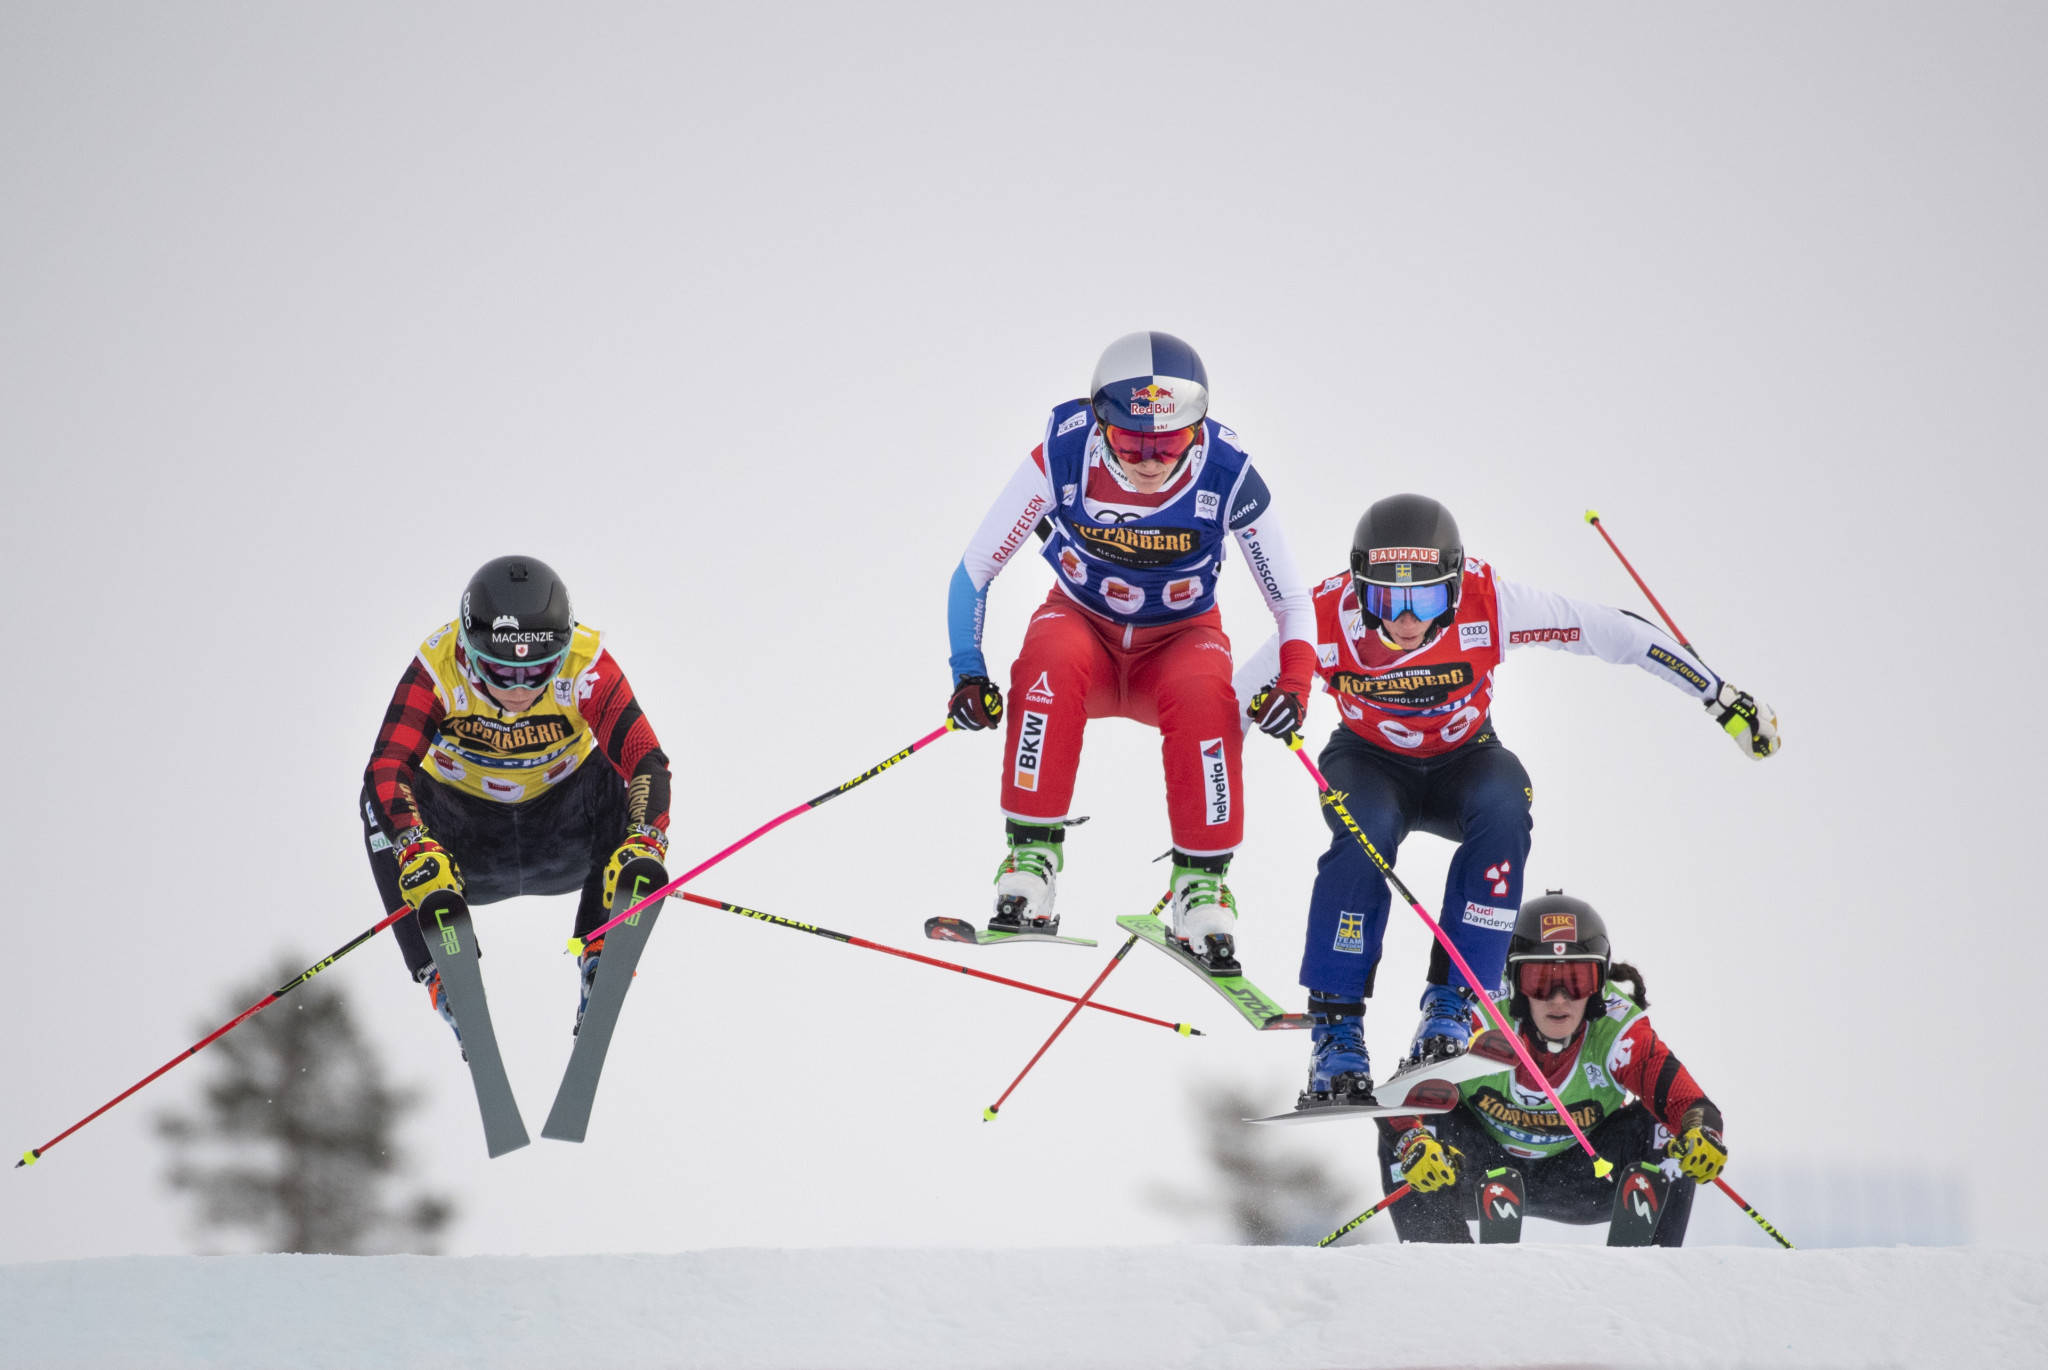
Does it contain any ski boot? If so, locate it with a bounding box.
[1299,1003,1374,1109]
[418,965,465,1061]
[573,936,605,1038]
[990,826,1063,934]
[1169,852,1240,975]
[1405,983,1476,1068]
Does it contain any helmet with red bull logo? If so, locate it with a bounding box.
[458,555,575,697]
[1089,331,1209,434]
[1349,493,1464,638]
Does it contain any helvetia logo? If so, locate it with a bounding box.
[1013,711,1049,792]
[1201,737,1230,825]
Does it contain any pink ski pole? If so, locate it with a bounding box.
[568,722,955,954]
[1287,736,1615,1178]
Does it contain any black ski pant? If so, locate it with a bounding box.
[359,760,630,979]
[1376,1101,1697,1246]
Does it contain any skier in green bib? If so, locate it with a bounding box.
[1375,893,1728,1245]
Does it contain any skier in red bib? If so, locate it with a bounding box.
[1235,494,1778,1105]
[943,332,1316,968]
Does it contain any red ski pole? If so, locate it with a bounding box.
[676,890,1199,1036]
[1318,1184,1413,1247]
[1287,737,1615,1178]
[570,722,955,954]
[1713,1175,1795,1249]
[17,904,416,1168]
[983,911,1157,1121]
[1584,510,1697,655]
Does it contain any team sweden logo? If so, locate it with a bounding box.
[1333,911,1365,954]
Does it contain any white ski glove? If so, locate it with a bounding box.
[1706,683,1780,759]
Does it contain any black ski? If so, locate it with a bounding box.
[1477,1166,1526,1244]
[924,916,1098,948]
[1246,1030,1520,1124]
[419,893,529,1158]
[1608,1162,1671,1246]
[542,857,666,1143]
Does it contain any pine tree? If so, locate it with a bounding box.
[1150,1082,1350,1245]
[157,958,454,1253]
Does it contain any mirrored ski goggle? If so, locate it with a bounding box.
[1360,580,1454,624]
[1515,959,1601,1001]
[1103,422,1200,467]
[473,655,562,690]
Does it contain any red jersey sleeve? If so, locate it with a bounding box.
[1610,1015,1711,1136]
[577,650,672,832]
[365,658,447,837]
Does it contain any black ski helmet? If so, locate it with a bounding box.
[1349,494,1463,636]
[1089,331,1209,434]
[457,555,575,693]
[1505,891,1612,1023]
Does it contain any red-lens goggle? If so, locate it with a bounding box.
[1515,959,1601,1001]
[1361,580,1454,624]
[1103,423,1199,466]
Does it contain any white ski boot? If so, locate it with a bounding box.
[991,834,1063,933]
[1169,855,1240,974]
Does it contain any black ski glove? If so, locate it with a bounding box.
[948,675,1004,731]
[1246,686,1305,740]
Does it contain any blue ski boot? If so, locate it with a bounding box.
[418,965,465,1061]
[573,936,604,1038]
[1406,983,1476,1068]
[1299,1008,1374,1108]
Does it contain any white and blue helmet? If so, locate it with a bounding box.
[1089,331,1209,433]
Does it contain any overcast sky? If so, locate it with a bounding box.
[3,2,2042,1260]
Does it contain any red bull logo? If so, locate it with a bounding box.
[1129,383,1177,417]
[1538,912,1578,943]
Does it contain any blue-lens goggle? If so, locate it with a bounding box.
[462,632,567,691]
[1360,580,1453,624]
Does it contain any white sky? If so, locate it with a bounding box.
[2,2,2042,1259]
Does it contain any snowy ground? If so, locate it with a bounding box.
[2,1246,2038,1368]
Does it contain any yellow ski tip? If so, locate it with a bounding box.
[1593,1157,1614,1178]
[1584,509,1601,523]
[981,1106,998,1122]
[565,937,585,957]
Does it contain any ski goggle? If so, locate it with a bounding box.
[462,632,567,692]
[473,655,562,691]
[1360,580,1454,624]
[1103,422,1200,467]
[1515,959,1601,1001]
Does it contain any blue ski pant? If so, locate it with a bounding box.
[1299,723,1533,1005]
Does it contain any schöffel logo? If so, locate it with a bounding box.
[1510,627,1581,645]
[1645,644,1711,691]
[1013,711,1049,792]
[1369,546,1440,565]
[1538,912,1579,943]
[1201,737,1230,825]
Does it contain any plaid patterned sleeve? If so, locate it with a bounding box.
[365,657,446,836]
[579,650,672,832]
[1612,1016,1710,1136]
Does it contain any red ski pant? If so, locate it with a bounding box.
[1000,589,1244,855]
